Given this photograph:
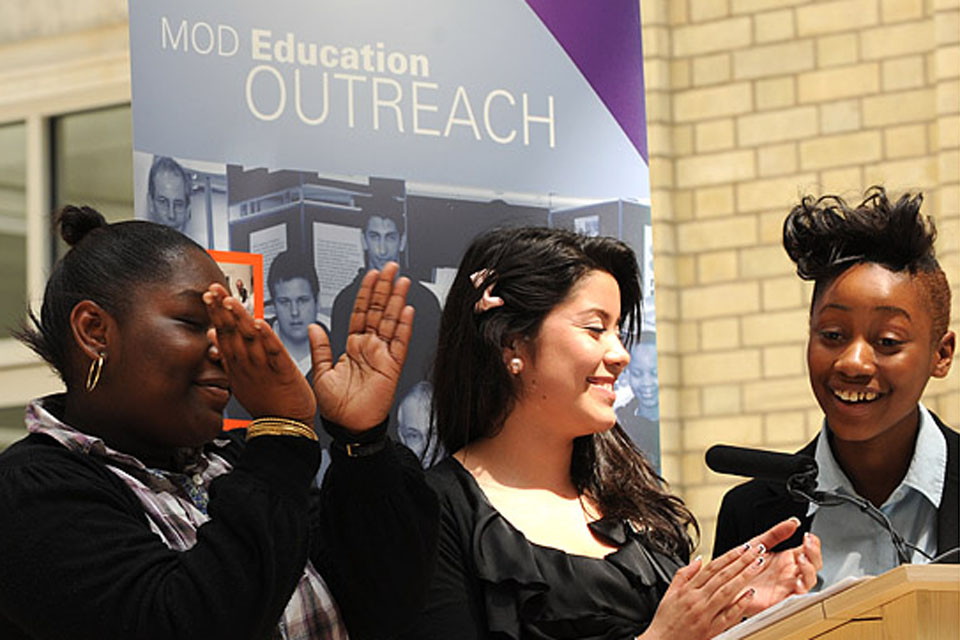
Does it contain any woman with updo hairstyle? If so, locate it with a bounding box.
[406,226,821,640]
[714,186,957,587]
[0,205,437,639]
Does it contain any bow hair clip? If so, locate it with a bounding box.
[470,269,504,314]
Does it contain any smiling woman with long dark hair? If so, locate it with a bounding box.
[406,226,822,640]
[0,205,437,640]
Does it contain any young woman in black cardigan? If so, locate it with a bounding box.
[714,187,957,586]
[0,206,437,639]
[406,227,822,640]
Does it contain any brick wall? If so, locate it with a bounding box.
[641,0,960,556]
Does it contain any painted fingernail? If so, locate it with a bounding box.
[756,556,765,566]
[798,553,807,565]
[757,543,766,554]
[789,516,801,525]
[741,543,751,552]
[747,588,756,598]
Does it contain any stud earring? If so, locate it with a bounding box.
[509,357,523,375]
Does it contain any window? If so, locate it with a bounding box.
[0,122,27,340]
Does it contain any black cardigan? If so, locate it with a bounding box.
[713,412,959,560]
[0,423,438,640]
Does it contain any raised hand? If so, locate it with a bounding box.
[740,519,822,615]
[204,283,316,424]
[309,262,414,433]
[641,542,767,640]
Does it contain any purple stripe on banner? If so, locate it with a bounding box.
[525,0,647,162]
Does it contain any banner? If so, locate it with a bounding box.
[129,0,661,469]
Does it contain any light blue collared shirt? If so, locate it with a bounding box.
[808,404,945,589]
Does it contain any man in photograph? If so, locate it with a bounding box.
[147,156,192,233]
[268,250,325,375]
[330,194,441,406]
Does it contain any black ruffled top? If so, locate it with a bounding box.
[405,457,684,640]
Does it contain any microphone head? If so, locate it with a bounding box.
[705,444,817,483]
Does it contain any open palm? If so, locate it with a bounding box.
[309,263,414,433]
[743,522,821,616]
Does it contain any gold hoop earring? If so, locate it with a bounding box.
[509,357,523,375]
[86,353,105,392]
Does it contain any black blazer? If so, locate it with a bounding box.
[712,412,959,561]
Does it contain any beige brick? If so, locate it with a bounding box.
[935,11,960,45]
[644,59,669,91]
[671,59,692,89]
[647,124,671,159]
[935,46,960,82]
[732,0,807,13]
[806,408,825,439]
[763,276,806,310]
[740,245,795,278]
[742,309,809,345]
[737,106,818,146]
[640,0,668,25]
[758,142,798,176]
[645,91,673,126]
[700,317,741,350]
[755,9,796,42]
[658,354,681,386]
[820,99,862,134]
[881,0,925,22]
[743,376,817,412]
[797,0,880,36]
[650,157,675,189]
[696,119,736,153]
[862,22,935,59]
[938,80,960,116]
[693,53,732,86]
[882,55,926,91]
[798,64,880,104]
[678,320,700,354]
[673,17,753,57]
[763,344,805,377]
[679,387,703,418]
[695,185,736,218]
[800,131,883,170]
[656,320,678,353]
[668,0,688,26]
[684,415,764,450]
[673,125,695,156]
[863,89,936,126]
[816,34,860,68]
[643,25,671,58]
[733,41,816,80]
[689,0,730,23]
[737,173,819,212]
[702,384,743,415]
[678,216,759,252]
[660,418,681,452]
[676,255,698,287]
[676,150,757,188]
[764,411,809,445]
[653,220,677,253]
[818,167,864,194]
[675,83,754,122]
[936,116,960,150]
[760,210,788,243]
[680,282,761,320]
[756,77,796,110]
[682,452,706,486]
[885,123,929,157]
[698,251,739,283]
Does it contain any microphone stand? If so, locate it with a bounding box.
[785,469,931,566]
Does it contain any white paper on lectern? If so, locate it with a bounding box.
[710,575,870,640]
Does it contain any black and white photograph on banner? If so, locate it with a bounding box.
[133,152,228,250]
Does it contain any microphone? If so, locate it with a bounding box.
[705,444,817,484]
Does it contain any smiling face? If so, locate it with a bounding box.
[103,249,229,460]
[807,262,954,445]
[272,277,316,344]
[513,270,630,438]
[626,340,659,418]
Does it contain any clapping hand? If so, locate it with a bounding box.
[739,518,821,615]
[204,283,316,425]
[308,262,414,433]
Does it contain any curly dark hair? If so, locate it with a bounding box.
[783,186,951,341]
[431,226,697,557]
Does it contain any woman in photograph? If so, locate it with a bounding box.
[0,205,437,640]
[406,226,821,640]
[714,187,957,586]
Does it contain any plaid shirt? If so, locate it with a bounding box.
[27,397,348,640]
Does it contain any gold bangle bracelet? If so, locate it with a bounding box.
[246,417,318,442]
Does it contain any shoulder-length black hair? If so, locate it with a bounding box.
[431,226,696,556]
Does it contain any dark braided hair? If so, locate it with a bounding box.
[431,226,697,557]
[17,205,208,386]
[783,186,951,342]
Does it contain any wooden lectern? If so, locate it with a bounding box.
[740,565,960,640]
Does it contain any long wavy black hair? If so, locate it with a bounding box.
[430,226,697,557]
[783,186,951,342]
